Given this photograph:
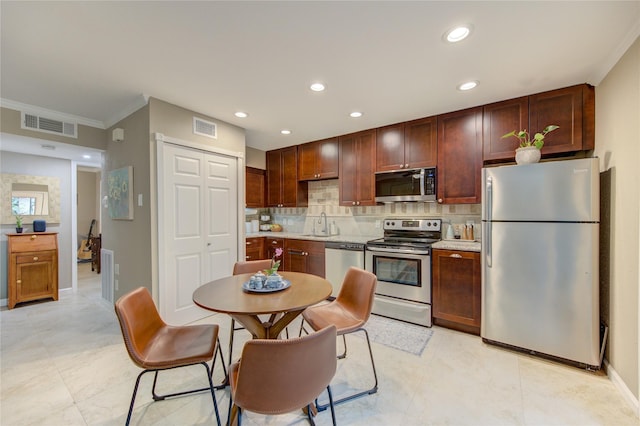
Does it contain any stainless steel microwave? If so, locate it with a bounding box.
[375,167,437,203]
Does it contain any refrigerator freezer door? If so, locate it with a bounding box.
[481,221,600,367]
[482,158,599,222]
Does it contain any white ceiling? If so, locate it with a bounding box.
[1,1,639,153]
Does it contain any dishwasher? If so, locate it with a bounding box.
[324,241,365,297]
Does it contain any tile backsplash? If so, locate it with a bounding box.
[246,179,481,239]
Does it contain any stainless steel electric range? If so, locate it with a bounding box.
[365,218,441,327]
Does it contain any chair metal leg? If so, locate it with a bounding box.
[306,403,316,426]
[337,334,347,359]
[125,369,148,425]
[327,385,337,426]
[315,327,378,411]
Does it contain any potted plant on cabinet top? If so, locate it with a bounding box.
[502,124,559,165]
[15,215,23,233]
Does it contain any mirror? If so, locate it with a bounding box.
[12,183,50,216]
[1,173,60,224]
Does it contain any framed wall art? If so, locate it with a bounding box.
[107,166,133,220]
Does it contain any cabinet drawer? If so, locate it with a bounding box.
[10,234,57,252]
[16,252,55,264]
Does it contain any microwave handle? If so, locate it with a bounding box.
[420,169,425,196]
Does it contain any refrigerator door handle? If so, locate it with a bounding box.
[485,176,492,267]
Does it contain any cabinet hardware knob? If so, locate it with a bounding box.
[17,280,21,284]
[405,164,409,168]
[31,235,37,240]
[246,242,252,245]
[437,198,443,203]
[449,254,463,258]
[33,257,39,261]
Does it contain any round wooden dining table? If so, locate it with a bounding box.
[193,271,332,340]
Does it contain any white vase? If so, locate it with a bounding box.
[515,146,541,165]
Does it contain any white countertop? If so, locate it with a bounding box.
[246,232,373,244]
[432,239,481,252]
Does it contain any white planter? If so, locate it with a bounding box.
[515,146,541,165]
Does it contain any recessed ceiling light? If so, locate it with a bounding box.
[445,25,472,43]
[234,111,248,118]
[281,129,291,135]
[82,154,91,159]
[350,111,363,118]
[41,144,56,150]
[310,82,326,92]
[457,81,478,91]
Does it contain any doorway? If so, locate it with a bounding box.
[76,167,101,285]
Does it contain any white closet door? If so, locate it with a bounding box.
[160,143,238,324]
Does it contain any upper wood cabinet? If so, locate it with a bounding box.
[528,84,595,154]
[298,137,339,180]
[266,146,308,207]
[376,117,437,172]
[483,84,595,162]
[339,130,376,206]
[245,167,265,208]
[437,107,483,204]
[483,96,529,162]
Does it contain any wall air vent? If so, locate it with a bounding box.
[21,112,77,138]
[193,117,217,139]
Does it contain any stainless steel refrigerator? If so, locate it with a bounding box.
[481,157,601,368]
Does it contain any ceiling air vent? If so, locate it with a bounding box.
[21,112,77,138]
[193,117,217,139]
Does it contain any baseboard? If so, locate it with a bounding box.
[605,359,640,418]
[0,298,6,308]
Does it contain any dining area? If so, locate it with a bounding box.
[114,261,379,426]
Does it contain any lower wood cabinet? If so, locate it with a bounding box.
[245,237,265,261]
[7,232,58,309]
[283,239,325,277]
[432,249,481,335]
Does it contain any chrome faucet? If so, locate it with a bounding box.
[317,212,328,236]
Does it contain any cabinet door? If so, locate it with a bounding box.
[404,116,437,168]
[245,167,265,208]
[341,130,376,206]
[266,150,283,206]
[316,138,339,179]
[245,237,265,261]
[297,142,318,181]
[482,97,529,162]
[280,146,300,207]
[376,124,405,172]
[529,84,594,154]
[437,107,483,204]
[432,249,481,334]
[15,252,56,303]
[283,239,325,277]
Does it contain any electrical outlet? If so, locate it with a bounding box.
[115,279,119,291]
[115,263,120,275]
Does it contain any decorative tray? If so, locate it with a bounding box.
[242,279,291,293]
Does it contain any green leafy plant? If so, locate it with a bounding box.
[502,125,559,149]
[15,215,23,228]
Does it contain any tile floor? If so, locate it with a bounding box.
[1,263,638,425]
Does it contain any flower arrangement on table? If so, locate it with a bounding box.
[265,247,283,276]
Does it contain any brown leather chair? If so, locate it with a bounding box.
[299,266,378,411]
[230,260,274,362]
[114,287,224,425]
[228,325,338,426]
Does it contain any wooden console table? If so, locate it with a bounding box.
[7,232,58,309]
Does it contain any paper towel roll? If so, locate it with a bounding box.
[251,219,259,232]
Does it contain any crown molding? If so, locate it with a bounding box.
[103,94,149,129]
[0,98,105,129]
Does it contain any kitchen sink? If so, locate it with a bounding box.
[301,234,331,238]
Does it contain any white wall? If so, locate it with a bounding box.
[594,36,640,404]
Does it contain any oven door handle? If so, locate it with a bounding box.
[366,247,431,255]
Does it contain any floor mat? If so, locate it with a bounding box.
[356,314,433,356]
